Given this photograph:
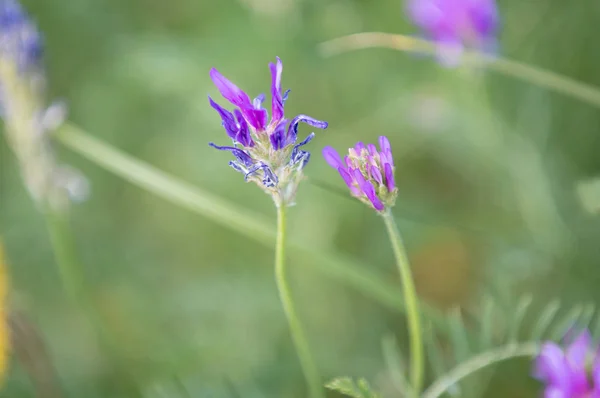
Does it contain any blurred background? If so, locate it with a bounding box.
[2,0,600,396]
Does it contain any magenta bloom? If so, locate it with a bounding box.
[406,0,499,65]
[209,58,328,206]
[322,136,397,212]
[534,330,600,398]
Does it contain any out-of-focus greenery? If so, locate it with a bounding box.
[2,0,600,397]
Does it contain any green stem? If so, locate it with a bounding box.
[275,206,323,398]
[319,32,600,110]
[43,207,84,302]
[381,209,423,396]
[421,342,539,398]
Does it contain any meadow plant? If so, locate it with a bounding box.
[209,58,328,398]
[5,0,600,396]
[323,138,424,394]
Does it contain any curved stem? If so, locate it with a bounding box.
[422,342,539,398]
[275,206,323,398]
[381,209,423,396]
[319,32,600,109]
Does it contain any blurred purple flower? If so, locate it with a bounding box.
[208,57,328,206]
[534,330,600,398]
[0,0,43,72]
[322,136,397,212]
[406,0,499,65]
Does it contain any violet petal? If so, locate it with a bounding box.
[338,167,360,196]
[269,122,286,150]
[379,136,392,154]
[384,163,396,192]
[534,343,571,392]
[353,168,384,211]
[322,146,344,169]
[371,165,383,184]
[286,114,328,144]
[253,93,265,109]
[241,107,268,131]
[209,142,254,167]
[210,68,252,108]
[367,143,377,156]
[233,109,254,147]
[354,141,366,154]
[209,96,238,140]
[290,132,315,165]
[270,57,284,125]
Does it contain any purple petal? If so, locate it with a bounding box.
[353,168,384,211]
[338,167,360,196]
[406,0,443,31]
[344,155,354,169]
[253,93,265,109]
[241,107,268,131]
[384,163,396,192]
[434,35,465,67]
[208,143,254,167]
[467,0,499,37]
[544,387,568,398]
[566,331,591,370]
[210,68,252,108]
[286,114,328,144]
[367,143,377,156]
[270,57,284,125]
[290,132,315,165]
[379,136,392,154]
[209,96,238,140]
[282,89,291,103]
[234,109,254,147]
[245,163,278,187]
[322,146,344,169]
[534,343,571,391]
[354,141,366,154]
[270,122,286,150]
[371,165,383,184]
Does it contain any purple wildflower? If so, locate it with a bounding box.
[322,136,397,212]
[208,57,328,207]
[406,0,499,65]
[534,330,600,398]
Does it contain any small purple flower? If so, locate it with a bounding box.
[209,57,328,207]
[406,0,499,65]
[534,330,600,398]
[322,136,397,212]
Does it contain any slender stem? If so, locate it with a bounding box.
[381,209,423,396]
[275,205,323,398]
[421,342,539,398]
[319,32,600,110]
[54,123,450,332]
[43,207,84,302]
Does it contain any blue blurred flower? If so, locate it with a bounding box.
[0,0,43,72]
[208,57,328,207]
[406,0,499,65]
[0,0,87,210]
[322,136,397,212]
[534,330,600,397]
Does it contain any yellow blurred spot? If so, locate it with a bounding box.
[0,241,10,384]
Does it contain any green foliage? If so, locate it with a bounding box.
[325,377,380,398]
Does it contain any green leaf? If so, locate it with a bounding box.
[325,377,380,398]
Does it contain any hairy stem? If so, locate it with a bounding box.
[382,209,424,396]
[275,206,323,398]
[422,342,539,398]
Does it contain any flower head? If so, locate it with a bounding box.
[322,136,397,212]
[406,0,499,65]
[0,0,87,210]
[534,330,600,397]
[208,57,328,207]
